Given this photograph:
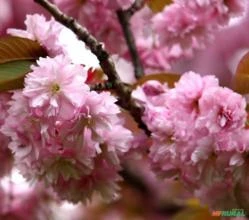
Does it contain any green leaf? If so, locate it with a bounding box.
[0,36,47,91]
[0,60,34,92]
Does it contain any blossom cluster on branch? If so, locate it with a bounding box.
[0,0,249,219]
[133,71,249,209]
[53,0,246,72]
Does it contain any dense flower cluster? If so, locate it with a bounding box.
[141,0,246,72]
[0,0,249,217]
[132,71,249,209]
[53,0,128,54]
[1,55,133,203]
[7,14,99,69]
[54,0,247,72]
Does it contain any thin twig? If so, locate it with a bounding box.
[125,0,145,18]
[34,0,150,135]
[90,81,114,91]
[117,9,144,79]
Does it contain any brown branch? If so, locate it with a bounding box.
[34,0,150,135]
[90,81,115,91]
[120,165,185,216]
[117,9,144,79]
[125,0,145,17]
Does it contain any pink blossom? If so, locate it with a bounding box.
[53,0,85,17]
[2,78,133,203]
[174,0,246,21]
[143,0,247,72]
[54,0,135,12]
[112,55,136,84]
[132,80,168,106]
[196,87,247,134]
[54,0,126,54]
[52,158,122,203]
[137,72,249,208]
[7,14,99,69]
[168,71,219,115]
[23,55,89,119]
[8,14,62,55]
[154,0,247,46]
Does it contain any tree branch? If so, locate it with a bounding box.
[117,9,144,79]
[125,0,145,17]
[34,0,150,135]
[120,165,185,216]
[90,81,115,91]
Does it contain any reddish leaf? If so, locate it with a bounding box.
[86,68,105,84]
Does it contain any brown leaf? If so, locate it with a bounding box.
[233,51,249,94]
[235,51,249,76]
[233,74,249,94]
[0,36,47,64]
[147,0,173,13]
[0,36,47,92]
[132,73,180,89]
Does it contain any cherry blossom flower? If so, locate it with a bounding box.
[131,71,249,209]
[23,55,89,119]
[8,14,99,68]
[2,61,133,202]
[196,86,247,134]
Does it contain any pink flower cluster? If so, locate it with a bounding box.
[53,0,247,73]
[0,3,248,211]
[7,14,99,69]
[1,55,133,203]
[154,0,246,46]
[138,0,247,72]
[132,71,249,209]
[53,0,129,54]
[0,13,136,204]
